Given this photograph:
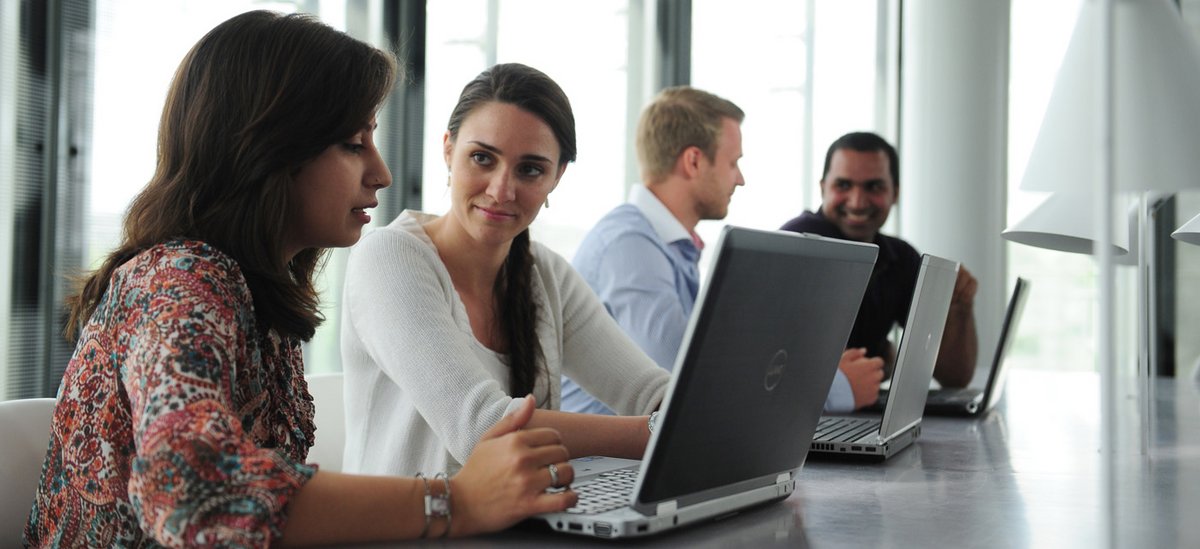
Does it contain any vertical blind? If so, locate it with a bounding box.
[2,0,90,399]
[0,0,424,397]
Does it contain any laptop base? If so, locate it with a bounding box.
[923,388,986,416]
[870,387,986,417]
[538,476,794,539]
[808,424,920,461]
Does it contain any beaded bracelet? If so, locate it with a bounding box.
[415,472,452,538]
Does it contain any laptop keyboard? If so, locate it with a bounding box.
[815,416,881,442]
[564,467,638,515]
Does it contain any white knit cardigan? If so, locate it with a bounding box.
[339,211,670,476]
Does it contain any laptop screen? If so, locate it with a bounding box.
[878,254,959,439]
[636,227,877,506]
[980,277,1030,412]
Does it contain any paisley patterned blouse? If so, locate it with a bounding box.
[25,240,318,548]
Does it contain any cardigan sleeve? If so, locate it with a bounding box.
[343,228,516,465]
[542,245,670,416]
[120,251,314,548]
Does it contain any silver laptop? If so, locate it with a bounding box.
[809,254,959,460]
[921,277,1030,416]
[536,225,878,538]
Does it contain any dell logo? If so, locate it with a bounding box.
[764,349,787,391]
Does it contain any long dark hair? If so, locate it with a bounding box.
[66,10,398,341]
[446,63,577,399]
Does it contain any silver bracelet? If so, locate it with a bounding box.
[414,473,451,538]
[435,472,452,538]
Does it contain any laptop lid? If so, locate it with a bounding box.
[878,254,959,440]
[631,226,878,514]
[977,277,1030,413]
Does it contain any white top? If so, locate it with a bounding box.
[340,210,671,476]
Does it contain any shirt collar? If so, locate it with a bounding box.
[628,185,694,246]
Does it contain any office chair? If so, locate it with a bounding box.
[304,372,345,473]
[0,398,55,545]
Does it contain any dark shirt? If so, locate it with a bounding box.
[780,209,921,361]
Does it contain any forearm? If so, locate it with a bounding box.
[280,471,440,546]
[934,304,978,387]
[284,401,579,546]
[527,409,649,459]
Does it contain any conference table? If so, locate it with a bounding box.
[351,369,1200,548]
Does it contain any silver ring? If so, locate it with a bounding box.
[547,463,560,487]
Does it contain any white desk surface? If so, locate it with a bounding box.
[347,369,1200,548]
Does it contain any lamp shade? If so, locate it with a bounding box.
[1003,192,1131,256]
[1020,0,1200,193]
[1172,212,1200,246]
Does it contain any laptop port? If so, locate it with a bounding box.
[594,523,613,537]
[568,523,582,532]
[851,445,862,451]
[637,524,648,533]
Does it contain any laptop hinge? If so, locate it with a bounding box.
[775,473,791,484]
[655,500,678,517]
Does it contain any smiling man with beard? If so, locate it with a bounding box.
[780,131,979,397]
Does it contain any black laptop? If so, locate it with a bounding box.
[535,226,878,538]
[875,277,1030,417]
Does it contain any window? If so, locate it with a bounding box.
[5,0,1141,399]
[0,0,386,397]
[1006,0,1099,372]
[2,0,96,398]
[1169,2,1200,379]
[691,0,897,275]
[1,0,641,393]
[423,0,637,260]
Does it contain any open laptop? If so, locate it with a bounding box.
[536,225,878,539]
[870,277,1030,416]
[808,254,959,461]
[920,277,1029,416]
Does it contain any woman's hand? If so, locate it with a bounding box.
[449,396,579,536]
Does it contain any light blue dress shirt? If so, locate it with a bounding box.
[562,186,854,414]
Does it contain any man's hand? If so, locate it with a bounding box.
[952,266,978,308]
[838,348,885,409]
[935,265,979,388]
